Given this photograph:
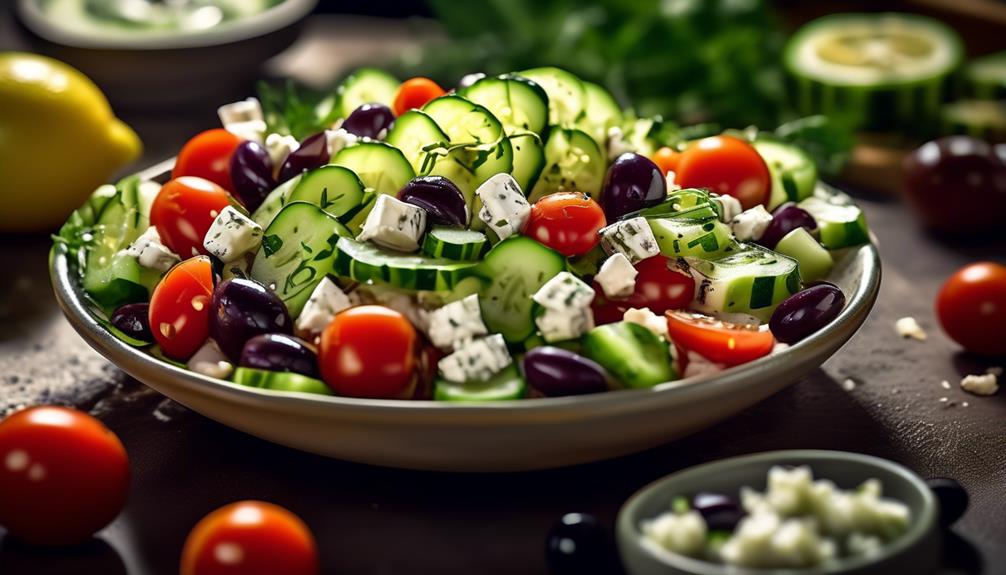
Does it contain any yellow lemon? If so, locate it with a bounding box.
[0,52,141,232]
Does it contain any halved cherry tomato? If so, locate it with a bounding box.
[393,77,445,116]
[526,192,606,256]
[936,262,1006,356]
[151,176,232,258]
[651,146,681,177]
[319,305,417,398]
[592,255,695,324]
[181,500,319,575]
[665,310,775,367]
[675,136,770,210]
[149,256,214,360]
[173,129,242,192]
[0,406,129,546]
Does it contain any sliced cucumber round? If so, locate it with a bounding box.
[528,127,605,203]
[251,174,302,229]
[753,139,818,208]
[797,193,870,249]
[965,51,1006,99]
[233,367,332,395]
[330,142,415,196]
[333,237,479,292]
[422,227,488,261]
[434,364,526,402]
[940,99,1006,142]
[422,95,505,146]
[577,81,623,145]
[683,243,801,322]
[336,67,400,119]
[509,132,546,193]
[458,74,550,135]
[384,109,450,174]
[287,165,366,219]
[518,67,587,127]
[624,188,721,221]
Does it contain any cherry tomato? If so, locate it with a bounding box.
[651,146,681,177]
[526,192,606,256]
[592,256,695,324]
[936,262,1006,356]
[675,136,771,210]
[319,305,418,398]
[151,176,232,258]
[393,77,445,116]
[180,501,319,575]
[173,129,242,192]
[0,406,129,546]
[665,310,775,367]
[149,256,214,360]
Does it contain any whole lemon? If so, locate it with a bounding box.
[0,52,141,232]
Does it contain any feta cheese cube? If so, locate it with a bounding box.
[595,253,638,299]
[295,277,354,335]
[357,194,427,252]
[218,98,266,143]
[325,128,358,157]
[265,132,300,169]
[427,294,489,351]
[187,339,233,380]
[536,306,595,343]
[961,373,999,396]
[894,316,927,341]
[476,173,531,240]
[730,205,772,241]
[714,193,743,223]
[122,226,180,272]
[641,510,707,558]
[532,271,595,311]
[606,126,635,161]
[437,334,512,383]
[203,206,264,263]
[599,217,660,263]
[623,307,667,338]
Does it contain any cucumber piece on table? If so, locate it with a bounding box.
[518,67,587,127]
[774,227,834,282]
[797,193,870,249]
[528,127,605,202]
[509,132,546,193]
[287,165,366,219]
[251,174,302,229]
[683,243,801,322]
[333,237,479,291]
[233,367,331,395]
[434,364,527,402]
[581,321,675,388]
[753,139,818,207]
[336,67,400,119]
[422,226,488,261]
[384,109,450,174]
[648,215,738,260]
[458,74,550,135]
[576,81,623,144]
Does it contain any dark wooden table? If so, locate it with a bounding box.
[1,11,1004,575]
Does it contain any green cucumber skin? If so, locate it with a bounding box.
[517,67,587,128]
[288,165,366,219]
[384,109,450,174]
[233,367,332,395]
[458,74,550,135]
[528,127,605,203]
[774,228,834,282]
[686,244,801,322]
[797,196,871,249]
[649,217,738,261]
[336,68,400,119]
[434,364,527,402]
[422,227,488,261]
[252,174,302,229]
[509,132,547,194]
[581,322,675,388]
[752,139,818,205]
[333,237,479,292]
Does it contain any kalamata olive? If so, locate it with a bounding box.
[692,492,744,531]
[277,132,329,184]
[397,176,468,227]
[545,513,615,575]
[457,72,486,91]
[769,283,845,344]
[342,104,395,140]
[110,303,152,341]
[903,136,1006,234]
[926,478,968,527]
[209,278,292,361]
[523,347,608,396]
[601,152,666,221]
[229,140,276,212]
[758,202,817,249]
[240,333,320,378]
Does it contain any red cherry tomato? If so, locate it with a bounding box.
[0,406,129,546]
[180,501,319,575]
[173,129,242,192]
[149,256,214,360]
[393,77,445,116]
[151,176,232,258]
[526,192,606,256]
[319,305,418,398]
[651,146,681,177]
[665,310,775,367]
[592,255,695,324]
[936,262,1006,356]
[675,136,771,210]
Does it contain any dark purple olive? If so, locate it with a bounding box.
[209,278,292,361]
[769,283,845,344]
[277,132,329,184]
[758,202,817,249]
[692,492,744,531]
[457,72,486,91]
[926,478,968,527]
[601,152,666,220]
[523,347,608,397]
[110,303,152,341]
[545,513,615,575]
[342,104,395,140]
[240,333,319,378]
[229,140,276,212]
[397,176,468,227]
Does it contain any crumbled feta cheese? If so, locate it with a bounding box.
[122,226,180,272]
[437,334,512,383]
[536,307,595,343]
[623,307,667,338]
[683,350,725,379]
[427,294,489,351]
[641,510,707,557]
[357,194,427,252]
[476,173,531,240]
[664,170,682,192]
[599,217,660,263]
[203,206,264,263]
[265,132,300,169]
[532,272,596,342]
[187,340,233,380]
[961,373,999,396]
[730,205,773,241]
[595,253,638,299]
[719,513,836,568]
[325,127,358,157]
[295,277,354,335]
[714,194,743,224]
[606,126,635,160]
[218,98,266,143]
[363,289,429,334]
[894,316,927,341]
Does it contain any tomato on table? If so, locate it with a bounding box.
[181,501,319,575]
[936,262,1006,356]
[149,256,215,360]
[650,146,681,177]
[151,176,233,258]
[674,135,771,210]
[592,255,695,324]
[393,77,445,116]
[0,406,129,546]
[665,310,775,367]
[319,305,418,398]
[526,192,606,256]
[173,128,243,192]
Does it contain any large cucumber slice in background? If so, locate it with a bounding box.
[964,51,1006,99]
[940,100,1006,142]
[434,364,527,402]
[528,127,605,202]
[331,142,415,196]
[509,132,546,193]
[684,243,801,322]
[774,227,834,282]
[518,67,587,127]
[753,139,818,208]
[423,95,505,145]
[577,81,624,145]
[335,67,400,119]
[581,322,675,388]
[333,237,479,292]
[384,109,450,174]
[287,165,366,219]
[648,215,738,260]
[459,74,550,135]
[233,367,332,395]
[798,192,871,249]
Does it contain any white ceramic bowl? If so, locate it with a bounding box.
[50,161,881,472]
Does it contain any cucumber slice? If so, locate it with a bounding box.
[753,139,818,207]
[518,67,587,127]
[477,236,567,343]
[648,215,738,260]
[233,367,332,395]
[422,227,488,261]
[683,243,801,322]
[509,132,547,193]
[430,138,514,208]
[287,165,366,219]
[422,95,505,146]
[798,193,870,249]
[333,237,479,291]
[774,227,834,282]
[434,364,526,402]
[965,51,1006,99]
[528,127,606,203]
[577,81,623,144]
[250,202,351,318]
[458,74,550,135]
[251,174,302,229]
[940,100,1006,142]
[331,142,415,196]
[336,67,400,119]
[384,109,450,174]
[624,188,721,221]
[581,321,675,388]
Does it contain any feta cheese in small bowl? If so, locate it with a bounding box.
[617,450,939,575]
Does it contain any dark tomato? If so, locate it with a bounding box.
[149,256,215,360]
[526,192,606,256]
[173,129,242,192]
[150,176,233,258]
[675,136,771,210]
[936,262,1006,356]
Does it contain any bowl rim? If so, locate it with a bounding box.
[16,0,318,50]
[616,449,938,575]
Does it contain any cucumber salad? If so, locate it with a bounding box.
[55,67,871,401]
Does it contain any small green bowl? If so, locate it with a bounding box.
[617,450,939,575]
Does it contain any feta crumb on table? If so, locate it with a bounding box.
[961,373,999,396]
[357,194,427,252]
[595,253,638,299]
[476,173,531,241]
[894,316,927,341]
[121,226,180,272]
[203,206,264,263]
[437,334,512,383]
[295,277,354,335]
[426,294,489,351]
[730,205,773,242]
